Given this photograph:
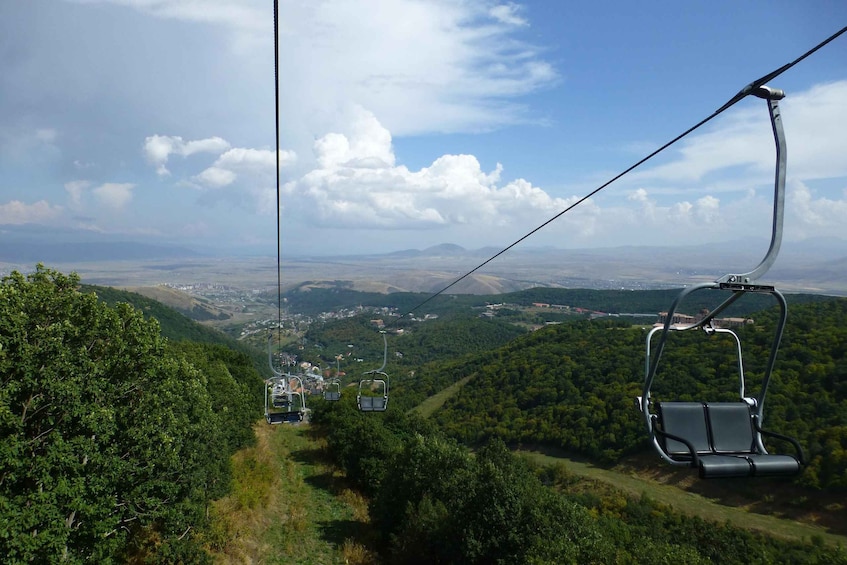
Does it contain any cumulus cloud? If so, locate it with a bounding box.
[191,147,297,189]
[788,181,847,238]
[193,167,237,188]
[143,134,231,175]
[64,180,92,207]
[0,200,62,224]
[285,109,573,230]
[92,182,135,209]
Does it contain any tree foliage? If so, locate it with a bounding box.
[0,267,262,563]
[427,298,847,488]
[313,393,847,563]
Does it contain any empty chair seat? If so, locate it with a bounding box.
[707,402,756,453]
[656,401,802,478]
[658,402,710,456]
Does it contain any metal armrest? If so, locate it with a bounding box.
[753,416,805,466]
[653,415,701,468]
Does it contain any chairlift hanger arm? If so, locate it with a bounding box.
[267,333,286,378]
[717,86,786,285]
[368,330,388,374]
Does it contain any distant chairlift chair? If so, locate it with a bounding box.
[357,331,389,412]
[266,335,306,424]
[636,86,804,479]
[324,379,342,401]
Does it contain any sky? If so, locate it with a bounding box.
[2,0,846,259]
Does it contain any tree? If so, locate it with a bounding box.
[0,267,223,562]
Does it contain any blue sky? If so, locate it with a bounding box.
[1,0,846,258]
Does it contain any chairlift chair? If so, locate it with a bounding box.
[266,335,307,424]
[636,86,804,478]
[324,379,342,401]
[357,331,389,412]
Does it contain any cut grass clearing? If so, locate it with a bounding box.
[410,375,473,418]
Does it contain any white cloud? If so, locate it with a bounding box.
[781,81,847,181]
[72,1,557,140]
[69,0,267,48]
[64,180,92,207]
[92,182,135,209]
[286,109,574,229]
[143,134,231,176]
[0,200,62,224]
[215,147,296,170]
[695,195,720,224]
[788,181,847,239]
[191,147,297,189]
[629,81,847,191]
[489,3,528,26]
[278,0,557,138]
[314,108,395,170]
[193,167,237,188]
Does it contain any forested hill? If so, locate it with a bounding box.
[81,283,269,377]
[281,281,831,318]
[81,284,234,345]
[426,297,847,490]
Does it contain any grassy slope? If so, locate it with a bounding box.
[413,381,847,548]
[409,375,473,418]
[207,423,376,564]
[519,450,847,548]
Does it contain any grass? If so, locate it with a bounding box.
[206,422,377,564]
[518,449,847,548]
[409,375,473,418]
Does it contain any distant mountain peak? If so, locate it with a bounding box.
[422,243,466,255]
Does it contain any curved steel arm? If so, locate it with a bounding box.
[717,86,787,284]
[267,333,286,379]
[363,330,388,376]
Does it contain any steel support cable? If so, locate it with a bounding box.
[273,0,282,345]
[392,25,847,324]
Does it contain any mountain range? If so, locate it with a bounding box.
[2,225,845,295]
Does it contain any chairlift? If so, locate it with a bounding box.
[358,331,389,412]
[265,334,307,424]
[637,86,804,478]
[324,379,342,401]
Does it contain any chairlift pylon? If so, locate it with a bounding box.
[636,86,804,478]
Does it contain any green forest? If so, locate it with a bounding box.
[0,267,264,562]
[310,398,846,563]
[2,266,846,562]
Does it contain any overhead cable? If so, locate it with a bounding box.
[392,25,847,324]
